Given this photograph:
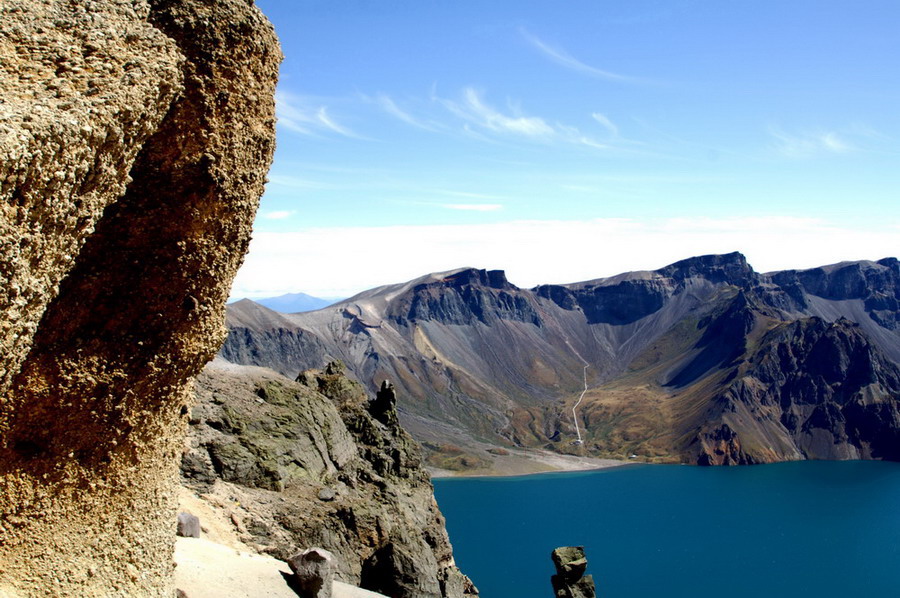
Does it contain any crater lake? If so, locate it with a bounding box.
[433,460,900,597]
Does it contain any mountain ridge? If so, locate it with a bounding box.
[220,253,900,470]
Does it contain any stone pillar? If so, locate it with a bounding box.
[551,546,597,598]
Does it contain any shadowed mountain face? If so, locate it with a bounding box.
[220,253,900,467]
[689,317,900,465]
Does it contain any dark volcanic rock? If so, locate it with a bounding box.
[361,542,442,598]
[694,317,900,465]
[658,251,756,286]
[667,291,757,388]
[370,380,400,427]
[221,299,330,376]
[767,258,900,329]
[398,268,541,326]
[574,278,670,325]
[550,546,596,598]
[289,548,335,598]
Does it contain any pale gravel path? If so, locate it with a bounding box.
[174,537,385,598]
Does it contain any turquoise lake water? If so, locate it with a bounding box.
[433,461,900,597]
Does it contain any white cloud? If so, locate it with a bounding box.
[820,132,851,153]
[230,217,899,298]
[440,203,503,212]
[592,113,619,137]
[433,190,505,200]
[315,107,358,138]
[436,87,610,150]
[374,93,440,131]
[260,210,295,220]
[274,92,314,135]
[520,28,640,83]
[275,90,362,138]
[452,87,556,137]
[769,127,855,158]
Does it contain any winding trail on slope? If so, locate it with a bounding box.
[572,363,588,444]
[564,340,590,445]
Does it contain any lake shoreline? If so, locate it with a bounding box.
[428,449,635,480]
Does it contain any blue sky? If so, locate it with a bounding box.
[233,0,900,298]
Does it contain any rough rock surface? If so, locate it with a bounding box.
[289,548,336,598]
[550,546,596,598]
[182,360,478,598]
[177,512,201,538]
[0,1,279,595]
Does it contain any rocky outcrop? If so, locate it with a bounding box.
[221,298,331,377]
[0,1,279,595]
[394,268,542,326]
[182,360,478,598]
[550,546,596,598]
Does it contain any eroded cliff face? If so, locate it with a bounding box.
[183,361,478,598]
[692,317,900,465]
[0,1,280,595]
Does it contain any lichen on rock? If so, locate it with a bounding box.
[182,361,478,598]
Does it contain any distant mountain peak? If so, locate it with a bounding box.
[432,268,514,290]
[656,251,754,284]
[250,291,341,314]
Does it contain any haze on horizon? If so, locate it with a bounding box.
[233,0,900,299]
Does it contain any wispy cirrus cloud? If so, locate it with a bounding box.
[371,93,442,131]
[520,27,641,83]
[275,90,364,139]
[769,127,855,158]
[315,107,357,137]
[436,87,612,151]
[440,203,503,212]
[443,87,556,137]
[591,113,619,137]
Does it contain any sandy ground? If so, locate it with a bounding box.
[177,486,253,551]
[174,537,385,598]
[429,447,628,479]
[176,487,385,598]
